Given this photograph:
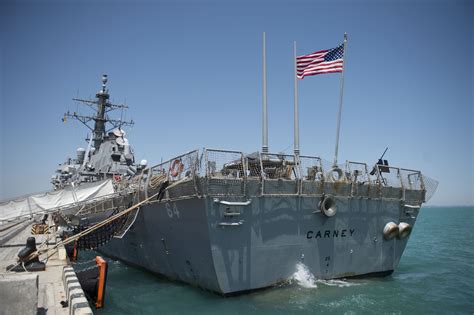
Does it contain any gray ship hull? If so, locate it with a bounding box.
[100,177,423,295]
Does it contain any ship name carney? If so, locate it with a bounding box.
[306,229,355,239]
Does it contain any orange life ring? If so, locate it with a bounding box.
[169,159,184,177]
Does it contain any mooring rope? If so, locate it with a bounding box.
[2,176,183,274]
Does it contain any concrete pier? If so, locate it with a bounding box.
[0,219,93,315]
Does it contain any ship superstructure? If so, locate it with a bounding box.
[51,75,140,190]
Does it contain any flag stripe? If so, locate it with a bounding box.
[297,61,344,71]
[297,69,343,79]
[298,67,343,74]
[296,50,328,60]
[299,68,343,75]
[297,59,343,70]
[298,67,342,77]
[296,53,326,62]
[297,65,343,75]
[297,58,325,66]
[296,58,325,67]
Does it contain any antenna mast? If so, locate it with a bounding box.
[63,74,134,149]
[262,32,269,154]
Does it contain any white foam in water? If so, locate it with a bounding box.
[292,263,361,289]
[293,263,318,288]
[316,279,360,287]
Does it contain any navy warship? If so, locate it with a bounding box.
[93,38,438,294]
[1,72,438,295]
[61,75,438,294]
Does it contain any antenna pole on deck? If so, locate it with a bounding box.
[262,32,269,154]
[293,41,300,157]
[333,33,348,166]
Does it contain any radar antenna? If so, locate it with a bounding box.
[62,74,134,149]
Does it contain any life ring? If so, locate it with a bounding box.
[383,222,399,240]
[328,167,345,182]
[320,195,337,217]
[397,222,412,239]
[169,159,184,178]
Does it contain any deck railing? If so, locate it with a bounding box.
[137,148,435,202]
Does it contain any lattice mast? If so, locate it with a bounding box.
[63,74,134,149]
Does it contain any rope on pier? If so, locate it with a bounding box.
[2,175,181,274]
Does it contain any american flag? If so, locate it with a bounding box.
[296,44,344,79]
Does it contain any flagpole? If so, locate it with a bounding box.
[262,32,269,154]
[333,33,348,166]
[293,41,300,157]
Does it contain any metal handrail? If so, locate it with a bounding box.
[138,148,426,199]
[148,149,200,174]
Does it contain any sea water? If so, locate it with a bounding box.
[86,207,473,314]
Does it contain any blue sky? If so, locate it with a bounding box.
[0,0,472,206]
